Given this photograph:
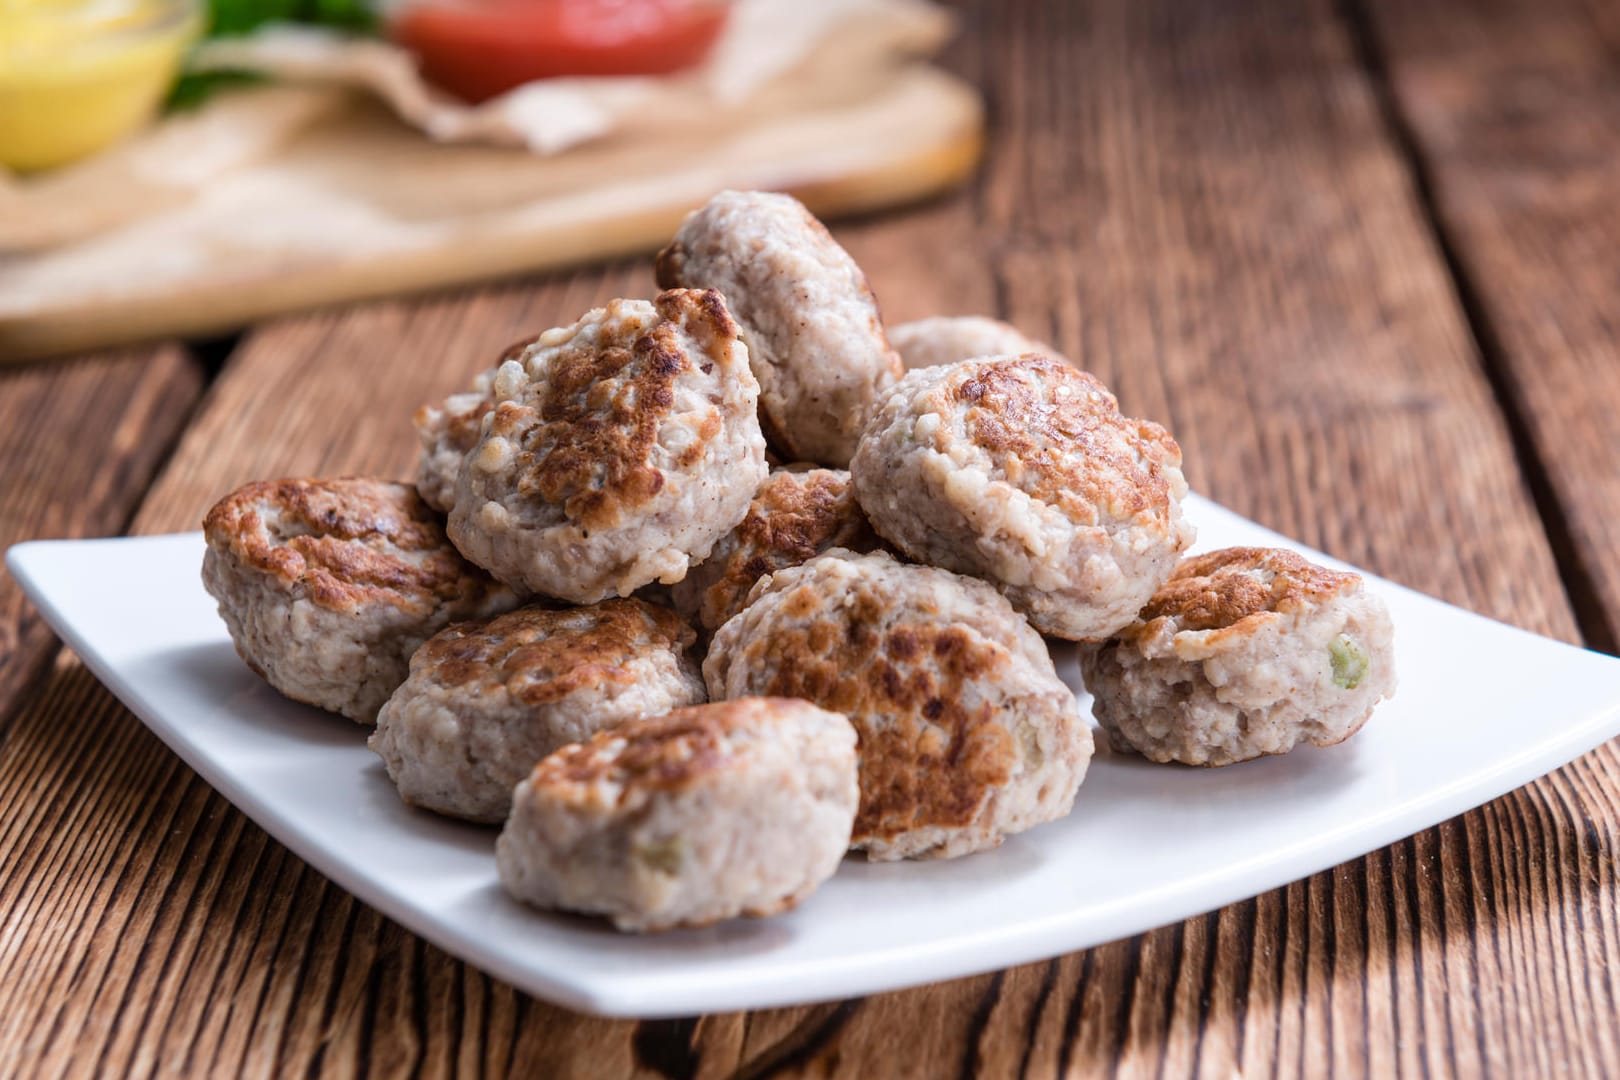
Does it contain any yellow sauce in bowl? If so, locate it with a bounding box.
[0,0,202,171]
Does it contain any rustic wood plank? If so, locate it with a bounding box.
[0,348,202,722]
[1,0,1614,1076]
[1353,0,1620,654]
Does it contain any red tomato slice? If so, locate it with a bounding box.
[390,0,729,104]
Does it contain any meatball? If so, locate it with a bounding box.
[370,600,706,823]
[201,478,518,722]
[655,190,903,467]
[497,697,858,932]
[668,466,879,633]
[1078,547,1396,766]
[412,335,537,513]
[851,354,1194,641]
[447,289,767,603]
[704,549,1090,861]
[889,315,1061,370]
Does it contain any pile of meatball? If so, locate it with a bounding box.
[201,191,1396,934]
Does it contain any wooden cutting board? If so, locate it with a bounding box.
[0,67,982,363]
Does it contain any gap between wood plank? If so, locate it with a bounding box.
[186,332,246,380]
[1337,0,1620,656]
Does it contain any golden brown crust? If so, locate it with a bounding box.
[202,477,506,614]
[413,599,694,705]
[530,698,799,797]
[744,469,877,564]
[682,469,878,629]
[1127,546,1363,638]
[486,289,736,532]
[947,354,1182,525]
[429,401,487,458]
[726,584,1017,843]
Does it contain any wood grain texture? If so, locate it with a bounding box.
[1355,0,1620,653]
[3,0,1618,1076]
[0,348,201,722]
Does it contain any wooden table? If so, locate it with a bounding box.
[3,0,1618,1074]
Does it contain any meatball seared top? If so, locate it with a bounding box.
[529,698,853,810]
[937,355,1181,530]
[1121,547,1370,656]
[492,290,741,533]
[203,477,510,616]
[705,549,1089,859]
[409,599,697,706]
[718,561,1012,841]
[1079,546,1395,766]
[851,353,1194,640]
[448,288,767,601]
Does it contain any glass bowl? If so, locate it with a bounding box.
[0,0,203,171]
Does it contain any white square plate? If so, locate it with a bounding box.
[10,495,1620,1018]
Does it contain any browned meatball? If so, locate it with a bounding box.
[202,478,518,722]
[497,698,858,932]
[371,600,706,823]
[704,549,1091,860]
[656,190,903,467]
[447,290,767,603]
[1080,547,1396,766]
[852,355,1194,640]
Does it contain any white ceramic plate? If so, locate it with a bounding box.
[10,495,1620,1018]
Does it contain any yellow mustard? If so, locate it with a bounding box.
[0,0,202,171]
